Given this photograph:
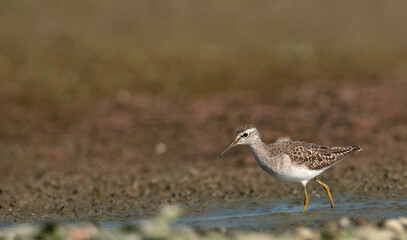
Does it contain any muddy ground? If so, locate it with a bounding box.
[0,78,406,224]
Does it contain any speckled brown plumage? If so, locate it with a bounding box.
[269,141,362,170]
[222,124,362,212]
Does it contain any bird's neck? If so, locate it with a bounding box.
[248,137,269,161]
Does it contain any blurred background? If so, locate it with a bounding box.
[0,0,406,222]
[1,0,407,103]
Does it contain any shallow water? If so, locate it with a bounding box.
[115,196,407,232]
[1,196,407,232]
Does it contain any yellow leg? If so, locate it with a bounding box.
[302,186,309,212]
[314,178,335,208]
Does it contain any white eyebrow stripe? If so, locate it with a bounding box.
[243,128,256,134]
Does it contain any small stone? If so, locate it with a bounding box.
[160,205,181,220]
[321,222,339,239]
[155,143,167,154]
[398,217,407,226]
[352,217,367,226]
[67,224,99,240]
[384,219,404,234]
[339,217,350,228]
[296,227,316,240]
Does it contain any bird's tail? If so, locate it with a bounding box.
[330,145,362,157]
[350,145,363,153]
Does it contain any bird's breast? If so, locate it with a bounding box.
[253,153,322,182]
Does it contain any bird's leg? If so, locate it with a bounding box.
[314,178,335,208]
[302,185,309,212]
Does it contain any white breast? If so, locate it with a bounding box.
[254,154,326,184]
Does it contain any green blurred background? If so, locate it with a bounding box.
[1,0,407,105]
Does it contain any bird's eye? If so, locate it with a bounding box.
[242,133,248,137]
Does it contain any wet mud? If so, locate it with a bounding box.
[0,79,406,224]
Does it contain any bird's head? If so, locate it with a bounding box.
[220,124,260,156]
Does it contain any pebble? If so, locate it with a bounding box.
[296,227,317,240]
[398,217,407,226]
[67,224,99,240]
[384,219,404,234]
[155,143,167,154]
[339,217,350,228]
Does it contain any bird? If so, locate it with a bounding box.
[219,124,362,212]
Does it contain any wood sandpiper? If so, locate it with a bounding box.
[220,124,362,212]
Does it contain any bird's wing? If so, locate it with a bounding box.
[282,141,361,170]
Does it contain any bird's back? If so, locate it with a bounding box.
[268,141,362,170]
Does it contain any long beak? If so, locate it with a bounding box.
[219,138,240,157]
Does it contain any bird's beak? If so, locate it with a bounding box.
[219,137,241,157]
